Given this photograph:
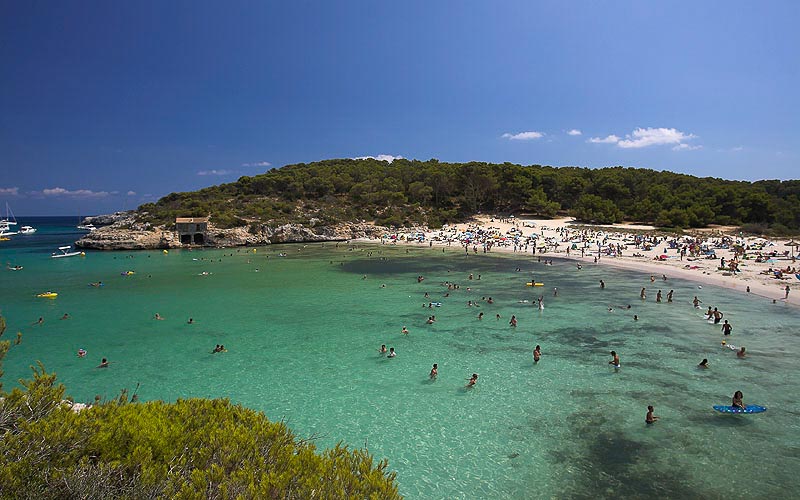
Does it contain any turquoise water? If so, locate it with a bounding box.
[2,219,800,498]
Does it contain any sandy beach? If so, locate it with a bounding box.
[364,215,800,307]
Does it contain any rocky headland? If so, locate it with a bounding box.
[75,213,404,250]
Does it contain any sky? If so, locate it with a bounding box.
[1,1,798,215]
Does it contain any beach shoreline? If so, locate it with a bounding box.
[354,215,799,307]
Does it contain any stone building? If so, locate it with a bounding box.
[175,217,208,245]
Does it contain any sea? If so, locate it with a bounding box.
[1,216,799,499]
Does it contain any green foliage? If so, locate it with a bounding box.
[0,314,401,499]
[135,159,800,233]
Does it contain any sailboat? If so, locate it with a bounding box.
[51,245,85,258]
[0,203,18,237]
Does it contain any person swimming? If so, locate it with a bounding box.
[737,347,746,358]
[187,318,194,324]
[478,312,484,320]
[430,363,438,379]
[402,326,409,335]
[466,373,478,387]
[609,351,620,368]
[693,296,702,308]
[77,348,87,358]
[698,358,709,368]
[154,313,164,320]
[509,315,517,327]
[388,347,396,358]
[97,358,109,368]
[379,344,387,354]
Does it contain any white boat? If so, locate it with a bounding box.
[76,223,96,231]
[19,225,36,234]
[0,203,18,237]
[51,245,84,258]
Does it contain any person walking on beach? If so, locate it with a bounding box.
[786,285,791,299]
[721,320,732,336]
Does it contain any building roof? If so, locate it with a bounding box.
[175,217,209,223]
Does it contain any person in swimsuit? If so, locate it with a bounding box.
[656,290,662,303]
[600,280,605,289]
[430,363,438,379]
[77,349,87,358]
[737,347,746,358]
[698,358,709,368]
[402,326,409,335]
[609,351,620,368]
[533,345,541,363]
[693,296,702,308]
[388,347,396,358]
[187,318,194,324]
[466,373,478,387]
[721,320,732,336]
[61,313,70,320]
[645,405,659,424]
[640,288,646,300]
[713,308,723,324]
[379,344,387,354]
[154,313,164,320]
[705,306,713,319]
[478,312,484,320]
[509,315,517,327]
[732,390,745,410]
[667,290,674,303]
[97,358,109,368]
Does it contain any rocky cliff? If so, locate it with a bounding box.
[75,218,407,250]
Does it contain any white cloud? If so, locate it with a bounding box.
[588,127,699,150]
[241,161,271,167]
[588,135,620,144]
[672,143,703,151]
[41,187,110,198]
[502,131,544,140]
[197,169,233,176]
[127,191,137,196]
[617,127,696,149]
[0,187,19,196]
[353,155,405,163]
[567,129,582,136]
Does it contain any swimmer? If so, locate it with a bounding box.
[737,347,746,358]
[693,296,702,308]
[553,287,558,297]
[509,315,517,327]
[533,345,541,363]
[60,313,70,320]
[478,312,484,320]
[97,358,109,368]
[698,358,709,368]
[430,363,438,379]
[496,314,501,320]
[640,288,646,300]
[402,326,409,335]
[466,373,478,387]
[187,318,194,324]
[154,313,164,320]
[633,315,638,321]
[600,280,605,289]
[656,290,662,303]
[35,317,44,326]
[379,344,387,354]
[712,307,723,324]
[609,350,620,368]
[645,405,659,424]
[487,297,494,304]
[650,275,655,283]
[427,316,435,324]
[667,290,673,303]
[388,347,396,358]
[732,390,745,410]
[77,348,87,358]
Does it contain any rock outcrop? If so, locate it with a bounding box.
[75,217,421,250]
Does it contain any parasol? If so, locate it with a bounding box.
[785,240,800,259]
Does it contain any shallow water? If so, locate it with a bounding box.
[2,220,799,499]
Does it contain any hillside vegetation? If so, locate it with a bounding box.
[138,159,800,233]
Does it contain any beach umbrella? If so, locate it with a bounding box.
[785,240,800,258]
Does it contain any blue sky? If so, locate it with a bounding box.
[1,1,797,215]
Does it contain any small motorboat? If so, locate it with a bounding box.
[19,225,37,234]
[51,245,84,258]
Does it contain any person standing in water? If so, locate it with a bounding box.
[713,308,723,324]
[721,320,732,336]
[600,280,605,289]
[645,405,659,424]
[640,288,646,300]
[533,345,541,363]
[656,290,662,303]
[509,315,517,327]
[430,363,438,379]
[609,351,620,368]
[698,359,709,368]
[693,296,702,308]
[667,290,674,303]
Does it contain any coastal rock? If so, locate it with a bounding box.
[81,211,136,227]
[75,215,424,250]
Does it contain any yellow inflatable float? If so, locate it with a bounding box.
[37,292,58,298]
[525,282,545,287]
